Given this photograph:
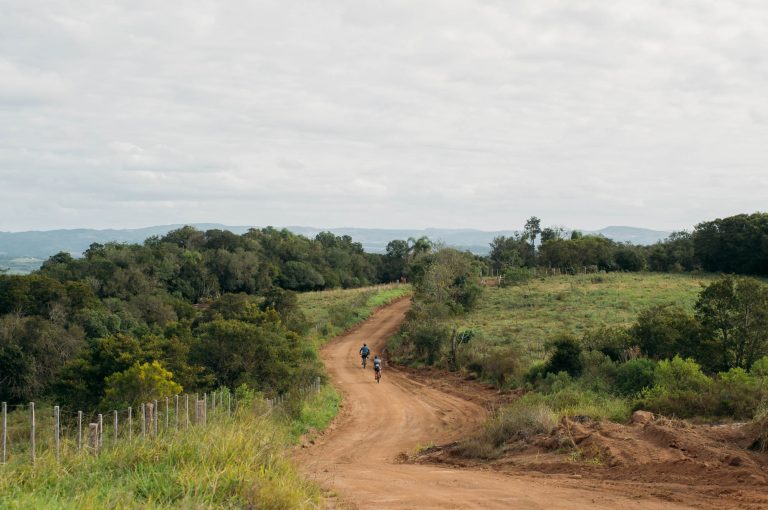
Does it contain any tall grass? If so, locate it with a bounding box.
[0,399,320,509]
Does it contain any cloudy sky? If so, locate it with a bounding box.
[1,0,767,232]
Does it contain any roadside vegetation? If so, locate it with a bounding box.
[0,392,327,509]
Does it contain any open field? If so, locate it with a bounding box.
[458,272,717,361]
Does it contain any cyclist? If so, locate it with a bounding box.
[373,354,382,382]
[359,343,370,368]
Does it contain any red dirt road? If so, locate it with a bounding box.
[296,299,696,509]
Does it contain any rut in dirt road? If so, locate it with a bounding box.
[295,299,696,509]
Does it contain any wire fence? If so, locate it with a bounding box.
[1,377,321,466]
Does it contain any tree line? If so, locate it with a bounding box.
[489,212,768,277]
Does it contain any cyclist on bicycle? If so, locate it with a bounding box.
[373,354,382,381]
[359,343,370,367]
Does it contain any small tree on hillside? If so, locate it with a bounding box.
[102,360,182,409]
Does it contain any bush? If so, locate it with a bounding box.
[524,361,547,386]
[101,360,183,409]
[635,356,716,417]
[581,327,633,362]
[615,358,657,396]
[578,350,617,393]
[544,335,583,377]
[410,322,450,365]
[500,267,534,287]
[717,367,761,419]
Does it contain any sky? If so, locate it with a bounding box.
[1,0,767,232]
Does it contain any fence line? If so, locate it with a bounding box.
[0,377,322,466]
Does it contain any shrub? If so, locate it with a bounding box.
[581,327,633,362]
[615,358,657,396]
[524,361,547,386]
[411,321,451,365]
[717,367,761,419]
[635,356,716,417]
[631,305,708,363]
[102,360,183,409]
[500,267,534,287]
[544,335,583,377]
[579,350,617,393]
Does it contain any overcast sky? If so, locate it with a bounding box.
[1,1,767,232]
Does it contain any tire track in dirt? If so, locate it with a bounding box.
[295,299,696,509]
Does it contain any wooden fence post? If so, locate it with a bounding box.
[185,394,189,428]
[145,403,153,438]
[113,410,118,445]
[175,395,179,431]
[88,423,99,455]
[54,405,60,461]
[78,410,83,452]
[196,400,205,426]
[141,404,146,438]
[193,393,198,425]
[98,414,103,448]
[30,402,35,464]
[212,392,216,417]
[153,399,158,437]
[2,402,6,464]
[165,397,169,431]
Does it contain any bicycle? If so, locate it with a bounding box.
[361,355,368,369]
[374,367,381,383]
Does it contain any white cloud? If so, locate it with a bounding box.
[1,0,767,232]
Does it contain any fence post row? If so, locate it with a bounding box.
[1,386,285,463]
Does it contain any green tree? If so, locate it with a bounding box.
[543,335,583,377]
[695,276,768,369]
[102,361,182,409]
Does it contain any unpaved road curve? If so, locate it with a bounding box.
[296,299,695,509]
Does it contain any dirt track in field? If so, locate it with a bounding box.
[295,299,749,509]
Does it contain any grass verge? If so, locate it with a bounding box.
[0,399,320,509]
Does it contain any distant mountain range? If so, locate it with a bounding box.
[0,224,672,274]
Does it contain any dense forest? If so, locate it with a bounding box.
[0,226,412,407]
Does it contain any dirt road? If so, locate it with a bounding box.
[296,299,696,509]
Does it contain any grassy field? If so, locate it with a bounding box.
[298,283,411,343]
[457,272,716,362]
